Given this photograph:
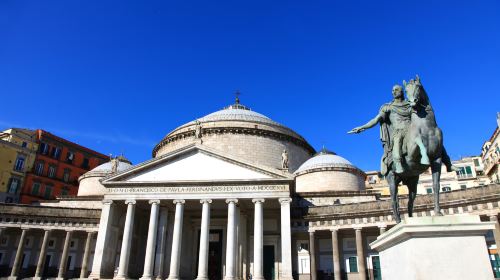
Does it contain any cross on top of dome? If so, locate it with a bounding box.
[223,90,251,110]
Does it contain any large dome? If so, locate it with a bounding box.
[153,101,315,172]
[77,156,133,196]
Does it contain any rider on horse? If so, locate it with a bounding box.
[349,84,455,175]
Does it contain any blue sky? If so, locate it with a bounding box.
[1,1,499,171]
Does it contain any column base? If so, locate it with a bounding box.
[251,277,265,280]
[114,276,133,280]
[7,277,19,280]
[140,277,155,280]
[195,277,209,280]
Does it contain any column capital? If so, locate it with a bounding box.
[200,199,213,204]
[20,227,30,231]
[173,199,185,205]
[252,198,265,204]
[125,199,136,205]
[354,226,363,231]
[149,199,161,205]
[308,229,315,233]
[489,214,499,221]
[102,199,113,205]
[43,228,53,232]
[377,223,387,229]
[330,227,340,232]
[279,198,292,204]
[226,198,238,204]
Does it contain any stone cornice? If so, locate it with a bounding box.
[152,125,315,158]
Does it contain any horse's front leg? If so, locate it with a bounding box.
[387,171,402,223]
[415,136,430,165]
[431,158,443,216]
[406,177,419,217]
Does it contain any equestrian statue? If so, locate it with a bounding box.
[348,75,456,223]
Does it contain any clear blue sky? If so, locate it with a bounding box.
[1,1,499,171]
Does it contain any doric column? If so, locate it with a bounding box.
[252,199,265,280]
[378,224,387,235]
[240,213,248,280]
[141,200,161,280]
[34,229,51,279]
[167,199,185,280]
[9,228,28,280]
[57,230,73,280]
[90,199,115,279]
[196,199,212,280]
[331,228,341,280]
[279,198,293,280]
[225,199,238,280]
[355,227,367,280]
[115,200,136,280]
[490,214,500,253]
[80,231,94,278]
[155,207,169,280]
[309,230,316,280]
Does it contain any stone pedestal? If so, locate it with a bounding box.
[370,215,495,280]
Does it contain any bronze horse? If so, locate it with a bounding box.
[388,76,445,223]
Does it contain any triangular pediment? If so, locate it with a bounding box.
[102,144,291,184]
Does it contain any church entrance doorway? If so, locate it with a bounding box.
[263,245,275,280]
[197,229,223,280]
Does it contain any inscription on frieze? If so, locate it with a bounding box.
[107,185,288,194]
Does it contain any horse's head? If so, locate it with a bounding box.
[403,75,427,108]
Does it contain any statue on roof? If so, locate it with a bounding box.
[110,154,119,173]
[281,149,289,169]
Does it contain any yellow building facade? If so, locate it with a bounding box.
[0,128,38,202]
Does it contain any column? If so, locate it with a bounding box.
[155,207,169,280]
[378,224,387,235]
[34,229,51,280]
[0,227,5,238]
[235,205,241,280]
[9,228,28,280]
[141,200,161,280]
[225,199,238,280]
[115,200,136,280]
[80,231,94,278]
[331,229,341,280]
[490,214,500,253]
[355,227,367,280]
[89,199,115,279]
[167,199,185,280]
[196,199,212,280]
[56,230,73,280]
[279,198,293,280]
[252,199,264,280]
[309,230,316,280]
[240,213,248,280]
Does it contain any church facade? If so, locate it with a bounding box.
[1,101,499,280]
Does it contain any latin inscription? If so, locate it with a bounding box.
[107,185,288,194]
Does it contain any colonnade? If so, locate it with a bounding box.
[307,225,386,280]
[91,197,293,280]
[0,227,95,280]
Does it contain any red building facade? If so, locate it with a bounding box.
[19,129,108,204]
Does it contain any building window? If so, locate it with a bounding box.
[31,182,41,195]
[66,151,75,163]
[82,157,90,169]
[442,186,452,192]
[426,187,433,194]
[39,142,49,155]
[473,159,480,167]
[7,178,21,194]
[63,169,71,182]
[35,161,44,175]
[348,256,358,272]
[48,239,55,249]
[21,141,27,148]
[51,146,61,159]
[44,185,53,199]
[48,165,56,178]
[460,184,467,190]
[61,186,70,196]
[14,156,25,171]
[456,166,473,179]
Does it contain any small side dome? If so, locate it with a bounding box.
[77,156,133,196]
[294,148,366,192]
